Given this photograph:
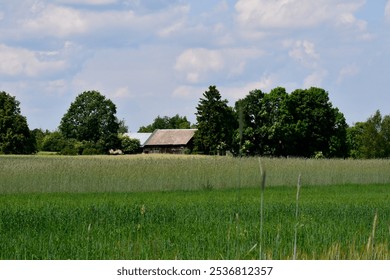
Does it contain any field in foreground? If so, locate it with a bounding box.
[0,155,389,259]
[0,185,389,260]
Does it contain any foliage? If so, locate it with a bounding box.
[194,86,237,154]
[117,118,129,134]
[0,91,36,154]
[236,87,348,157]
[235,87,289,156]
[41,131,104,155]
[58,139,83,155]
[285,87,348,157]
[59,90,121,153]
[41,131,67,152]
[138,114,191,132]
[120,135,141,154]
[348,110,390,158]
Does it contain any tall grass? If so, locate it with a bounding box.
[1,155,390,193]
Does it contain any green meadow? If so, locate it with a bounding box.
[0,155,389,259]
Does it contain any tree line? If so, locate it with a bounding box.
[1,87,389,158]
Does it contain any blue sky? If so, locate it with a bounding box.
[1,0,390,132]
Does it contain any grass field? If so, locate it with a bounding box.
[1,154,390,193]
[0,155,389,259]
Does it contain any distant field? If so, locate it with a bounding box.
[0,155,389,260]
[1,154,390,193]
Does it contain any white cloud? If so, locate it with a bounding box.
[0,44,66,77]
[337,63,360,83]
[235,0,366,29]
[303,69,328,88]
[172,72,276,101]
[285,40,319,68]
[175,48,225,83]
[172,85,203,98]
[55,0,118,5]
[111,86,134,100]
[222,74,276,100]
[386,1,390,18]
[23,4,87,37]
[158,21,185,37]
[175,47,265,83]
[20,2,189,40]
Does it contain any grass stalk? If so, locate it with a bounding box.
[293,173,302,260]
[366,211,378,258]
[258,157,266,259]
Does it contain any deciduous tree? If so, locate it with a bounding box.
[59,90,120,153]
[236,87,348,157]
[236,87,289,156]
[0,91,36,154]
[349,110,390,158]
[138,114,191,132]
[285,87,347,157]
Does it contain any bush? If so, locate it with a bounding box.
[82,148,101,155]
[314,151,325,159]
[42,132,67,152]
[80,140,104,155]
[59,139,82,155]
[120,135,141,154]
[59,146,79,155]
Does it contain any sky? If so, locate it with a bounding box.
[1,0,390,132]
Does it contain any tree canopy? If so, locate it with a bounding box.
[235,87,348,157]
[138,114,191,132]
[59,90,120,152]
[0,91,36,154]
[347,110,390,158]
[236,87,290,156]
[285,87,348,157]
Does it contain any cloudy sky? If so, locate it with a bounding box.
[1,0,390,132]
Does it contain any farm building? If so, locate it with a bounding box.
[143,129,197,154]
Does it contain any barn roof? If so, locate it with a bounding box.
[144,129,197,146]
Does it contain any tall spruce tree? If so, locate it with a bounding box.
[194,86,237,155]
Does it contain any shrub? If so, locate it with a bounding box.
[59,139,82,155]
[82,148,101,155]
[120,135,141,154]
[42,132,67,152]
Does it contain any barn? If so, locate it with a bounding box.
[143,129,197,154]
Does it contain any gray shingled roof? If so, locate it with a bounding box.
[144,129,197,146]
